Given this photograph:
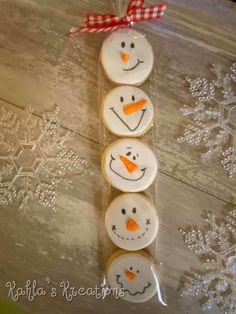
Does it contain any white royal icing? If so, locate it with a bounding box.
[102,86,154,137]
[100,29,154,85]
[102,138,158,192]
[107,251,159,303]
[105,193,159,250]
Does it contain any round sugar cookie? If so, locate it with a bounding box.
[102,86,154,137]
[106,249,159,303]
[102,138,158,192]
[100,29,154,85]
[105,193,159,250]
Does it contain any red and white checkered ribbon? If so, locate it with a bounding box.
[66,0,167,36]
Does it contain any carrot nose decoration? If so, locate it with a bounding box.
[125,270,137,281]
[119,156,138,173]
[123,99,147,115]
[127,218,140,231]
[121,53,129,62]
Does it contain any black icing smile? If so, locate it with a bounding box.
[112,219,151,240]
[123,59,144,71]
[109,108,146,132]
[116,275,151,296]
[109,155,146,181]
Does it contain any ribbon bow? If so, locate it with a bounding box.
[67,0,167,36]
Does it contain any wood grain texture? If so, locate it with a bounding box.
[0,0,235,203]
[0,1,235,313]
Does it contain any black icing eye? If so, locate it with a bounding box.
[130,42,135,49]
[121,208,126,215]
[133,156,136,161]
[137,270,140,274]
[120,96,124,103]
[126,151,131,156]
[132,95,135,101]
[121,41,125,48]
[132,207,136,214]
[130,267,133,271]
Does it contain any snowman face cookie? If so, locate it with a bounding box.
[102,86,154,137]
[100,29,154,85]
[102,138,158,192]
[105,193,159,250]
[107,250,159,303]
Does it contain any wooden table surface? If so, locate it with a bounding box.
[0,1,235,313]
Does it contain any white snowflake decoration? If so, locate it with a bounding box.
[179,209,236,313]
[0,106,93,210]
[178,63,236,178]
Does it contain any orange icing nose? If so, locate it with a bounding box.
[123,99,148,115]
[121,53,129,62]
[119,156,138,173]
[127,218,140,231]
[125,270,137,281]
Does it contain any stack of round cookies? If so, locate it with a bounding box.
[100,28,159,303]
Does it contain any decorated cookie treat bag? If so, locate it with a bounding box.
[67,0,167,305]
[97,4,167,304]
